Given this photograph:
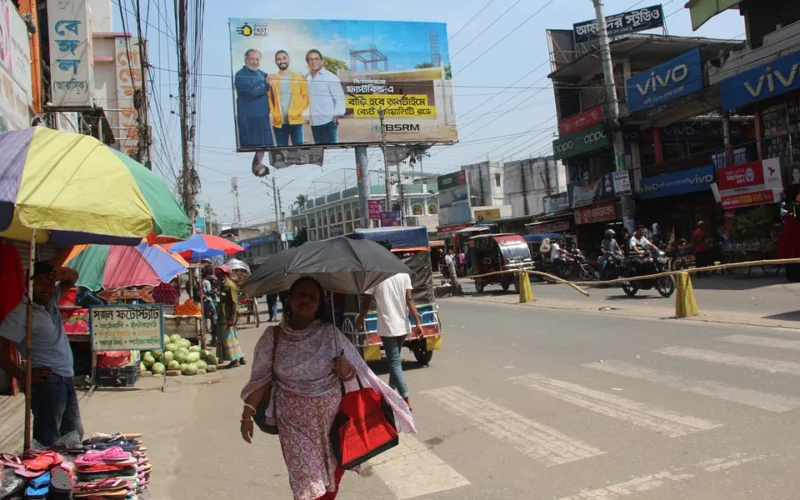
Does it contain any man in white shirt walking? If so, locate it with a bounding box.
[305,49,346,144]
[356,242,423,409]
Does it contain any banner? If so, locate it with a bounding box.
[575,201,617,225]
[529,220,570,235]
[639,165,715,199]
[115,37,145,157]
[379,211,402,227]
[573,5,664,43]
[0,0,31,131]
[719,50,800,111]
[626,47,704,112]
[48,0,94,108]
[553,123,610,160]
[473,208,501,222]
[571,179,601,208]
[558,106,603,137]
[438,171,471,226]
[228,19,457,151]
[368,199,385,220]
[90,305,164,351]
[436,223,471,235]
[544,192,570,213]
[613,171,632,196]
[718,158,783,209]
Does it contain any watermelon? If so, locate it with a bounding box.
[163,351,174,364]
[189,345,201,353]
[179,363,188,372]
[196,360,207,369]
[152,362,166,374]
[176,349,190,363]
[139,362,147,373]
[185,352,201,364]
[167,360,180,371]
[206,353,218,365]
[170,334,182,343]
[151,350,163,360]
[206,364,217,373]
[178,339,191,349]
[165,343,178,352]
[183,363,198,376]
[200,350,209,361]
[142,353,155,368]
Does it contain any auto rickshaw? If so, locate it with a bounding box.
[336,226,442,366]
[226,259,260,327]
[471,233,534,293]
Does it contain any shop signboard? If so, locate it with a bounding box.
[436,223,471,235]
[571,179,601,208]
[613,171,632,195]
[544,191,570,213]
[438,171,471,226]
[0,0,31,131]
[553,123,611,160]
[97,287,155,303]
[639,165,715,199]
[368,199,385,219]
[89,305,164,352]
[473,208,501,222]
[720,50,800,111]
[379,211,402,227]
[48,0,94,109]
[648,120,747,140]
[717,158,783,208]
[529,220,570,235]
[599,173,616,200]
[626,47,704,112]
[558,106,603,136]
[115,37,145,157]
[575,201,616,225]
[228,19,457,151]
[720,190,780,209]
[573,5,664,43]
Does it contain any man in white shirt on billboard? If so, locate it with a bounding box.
[356,241,423,410]
[305,49,346,145]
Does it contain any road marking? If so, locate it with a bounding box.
[719,334,800,351]
[365,435,470,500]
[584,360,800,413]
[511,374,721,437]
[556,452,769,500]
[656,346,800,376]
[422,386,605,466]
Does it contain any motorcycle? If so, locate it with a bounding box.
[620,250,675,298]
[569,249,596,281]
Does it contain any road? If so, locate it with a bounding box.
[75,298,800,499]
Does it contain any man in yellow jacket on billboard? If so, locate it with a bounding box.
[268,50,309,146]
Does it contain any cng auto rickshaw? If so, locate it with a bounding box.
[471,233,534,293]
[337,226,443,366]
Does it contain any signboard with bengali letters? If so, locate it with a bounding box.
[89,305,164,352]
[575,201,617,225]
[47,0,94,108]
[558,106,603,137]
[115,37,145,157]
[573,5,664,44]
[0,0,32,131]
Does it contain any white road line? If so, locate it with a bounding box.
[422,386,605,466]
[556,453,769,500]
[584,360,800,413]
[511,374,721,437]
[365,435,470,500]
[719,334,800,351]
[656,346,800,376]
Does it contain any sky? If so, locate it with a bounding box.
[120,0,746,227]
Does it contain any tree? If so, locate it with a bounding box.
[295,194,308,210]
[415,62,435,69]
[323,56,348,75]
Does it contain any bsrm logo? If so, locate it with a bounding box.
[384,124,420,132]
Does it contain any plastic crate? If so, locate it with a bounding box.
[94,365,140,387]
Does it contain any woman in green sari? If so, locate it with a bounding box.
[214,265,246,368]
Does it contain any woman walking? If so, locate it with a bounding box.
[215,265,246,368]
[240,277,415,500]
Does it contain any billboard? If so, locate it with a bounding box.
[115,37,145,157]
[639,165,715,199]
[717,159,783,209]
[0,0,31,131]
[553,123,610,160]
[719,50,800,111]
[626,47,704,112]
[437,171,471,227]
[573,5,664,44]
[228,19,457,151]
[48,0,94,109]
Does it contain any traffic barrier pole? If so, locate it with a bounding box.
[519,272,534,303]
[675,271,698,318]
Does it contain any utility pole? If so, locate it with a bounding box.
[592,0,634,233]
[272,176,281,241]
[397,163,405,224]
[231,177,242,228]
[133,0,150,165]
[177,0,193,219]
[355,146,370,228]
[379,109,391,209]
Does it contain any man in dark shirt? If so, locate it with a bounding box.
[234,49,273,148]
[693,221,709,277]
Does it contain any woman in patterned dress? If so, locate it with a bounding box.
[240,277,415,500]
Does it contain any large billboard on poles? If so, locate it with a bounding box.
[228,19,458,152]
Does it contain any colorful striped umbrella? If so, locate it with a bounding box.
[164,233,244,262]
[53,242,189,291]
[0,127,191,246]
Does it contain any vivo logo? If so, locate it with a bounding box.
[636,63,689,95]
[691,173,714,184]
[744,62,800,98]
[643,173,713,192]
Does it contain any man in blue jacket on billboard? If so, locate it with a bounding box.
[234,49,274,148]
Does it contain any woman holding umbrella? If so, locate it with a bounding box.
[215,265,246,368]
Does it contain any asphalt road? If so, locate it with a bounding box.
[79,299,800,500]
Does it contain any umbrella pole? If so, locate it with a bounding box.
[23,231,36,451]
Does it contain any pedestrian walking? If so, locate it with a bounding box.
[215,265,246,368]
[458,250,466,277]
[693,221,710,277]
[266,293,279,322]
[356,241,423,410]
[240,277,415,500]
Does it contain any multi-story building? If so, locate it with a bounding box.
[503,157,566,218]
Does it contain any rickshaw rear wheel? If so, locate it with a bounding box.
[474,280,485,293]
[413,347,433,366]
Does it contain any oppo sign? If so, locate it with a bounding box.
[552,123,611,160]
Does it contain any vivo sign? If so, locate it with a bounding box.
[720,50,800,111]
[639,165,715,199]
[626,47,704,112]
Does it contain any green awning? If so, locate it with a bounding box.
[685,0,741,30]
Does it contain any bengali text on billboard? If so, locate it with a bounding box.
[228,19,458,151]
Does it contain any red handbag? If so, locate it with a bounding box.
[329,375,399,470]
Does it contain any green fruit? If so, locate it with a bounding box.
[139,362,147,373]
[163,351,174,364]
[195,360,207,369]
[151,350,163,360]
[206,353,218,365]
[178,339,191,349]
[179,363,188,372]
[206,364,217,373]
[170,334,182,343]
[189,345,201,353]
[167,360,180,370]
[182,363,198,376]
[175,349,189,363]
[200,350,209,361]
[185,352,201,364]
[165,343,178,352]
[152,362,166,374]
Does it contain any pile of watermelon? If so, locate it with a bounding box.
[140,334,219,376]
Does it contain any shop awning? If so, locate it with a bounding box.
[430,240,445,248]
[685,0,742,31]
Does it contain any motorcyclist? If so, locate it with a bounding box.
[600,229,623,286]
[629,225,661,274]
[551,237,570,276]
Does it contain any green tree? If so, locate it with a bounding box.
[445,64,452,79]
[323,56,348,75]
[295,194,308,210]
[415,62,435,69]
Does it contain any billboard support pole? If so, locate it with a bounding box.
[591,0,634,233]
[355,146,370,229]
[397,162,405,225]
[379,109,392,211]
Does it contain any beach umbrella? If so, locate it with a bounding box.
[0,127,191,245]
[53,241,189,291]
[241,237,412,296]
[164,233,244,261]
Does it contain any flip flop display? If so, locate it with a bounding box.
[0,475,25,499]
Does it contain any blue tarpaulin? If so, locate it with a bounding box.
[350,226,430,249]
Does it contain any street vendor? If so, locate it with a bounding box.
[215,265,246,369]
[0,262,83,446]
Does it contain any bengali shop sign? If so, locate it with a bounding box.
[529,220,570,235]
[47,0,94,108]
[558,106,603,137]
[115,37,145,157]
[718,158,783,209]
[544,191,570,213]
[0,0,31,131]
[571,179,601,208]
[720,190,780,209]
[575,201,616,225]
[89,305,164,351]
[573,5,664,43]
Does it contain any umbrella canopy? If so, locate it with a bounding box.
[225,258,251,274]
[53,241,189,291]
[241,237,412,296]
[0,127,191,245]
[164,233,244,261]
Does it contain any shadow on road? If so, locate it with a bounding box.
[367,358,428,376]
[683,272,787,291]
[762,310,800,322]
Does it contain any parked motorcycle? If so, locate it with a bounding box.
[620,250,675,298]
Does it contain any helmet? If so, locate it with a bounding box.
[605,229,615,238]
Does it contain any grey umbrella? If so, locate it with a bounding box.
[240,236,412,296]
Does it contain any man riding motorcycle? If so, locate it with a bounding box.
[550,237,571,277]
[629,225,661,273]
[599,229,623,286]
